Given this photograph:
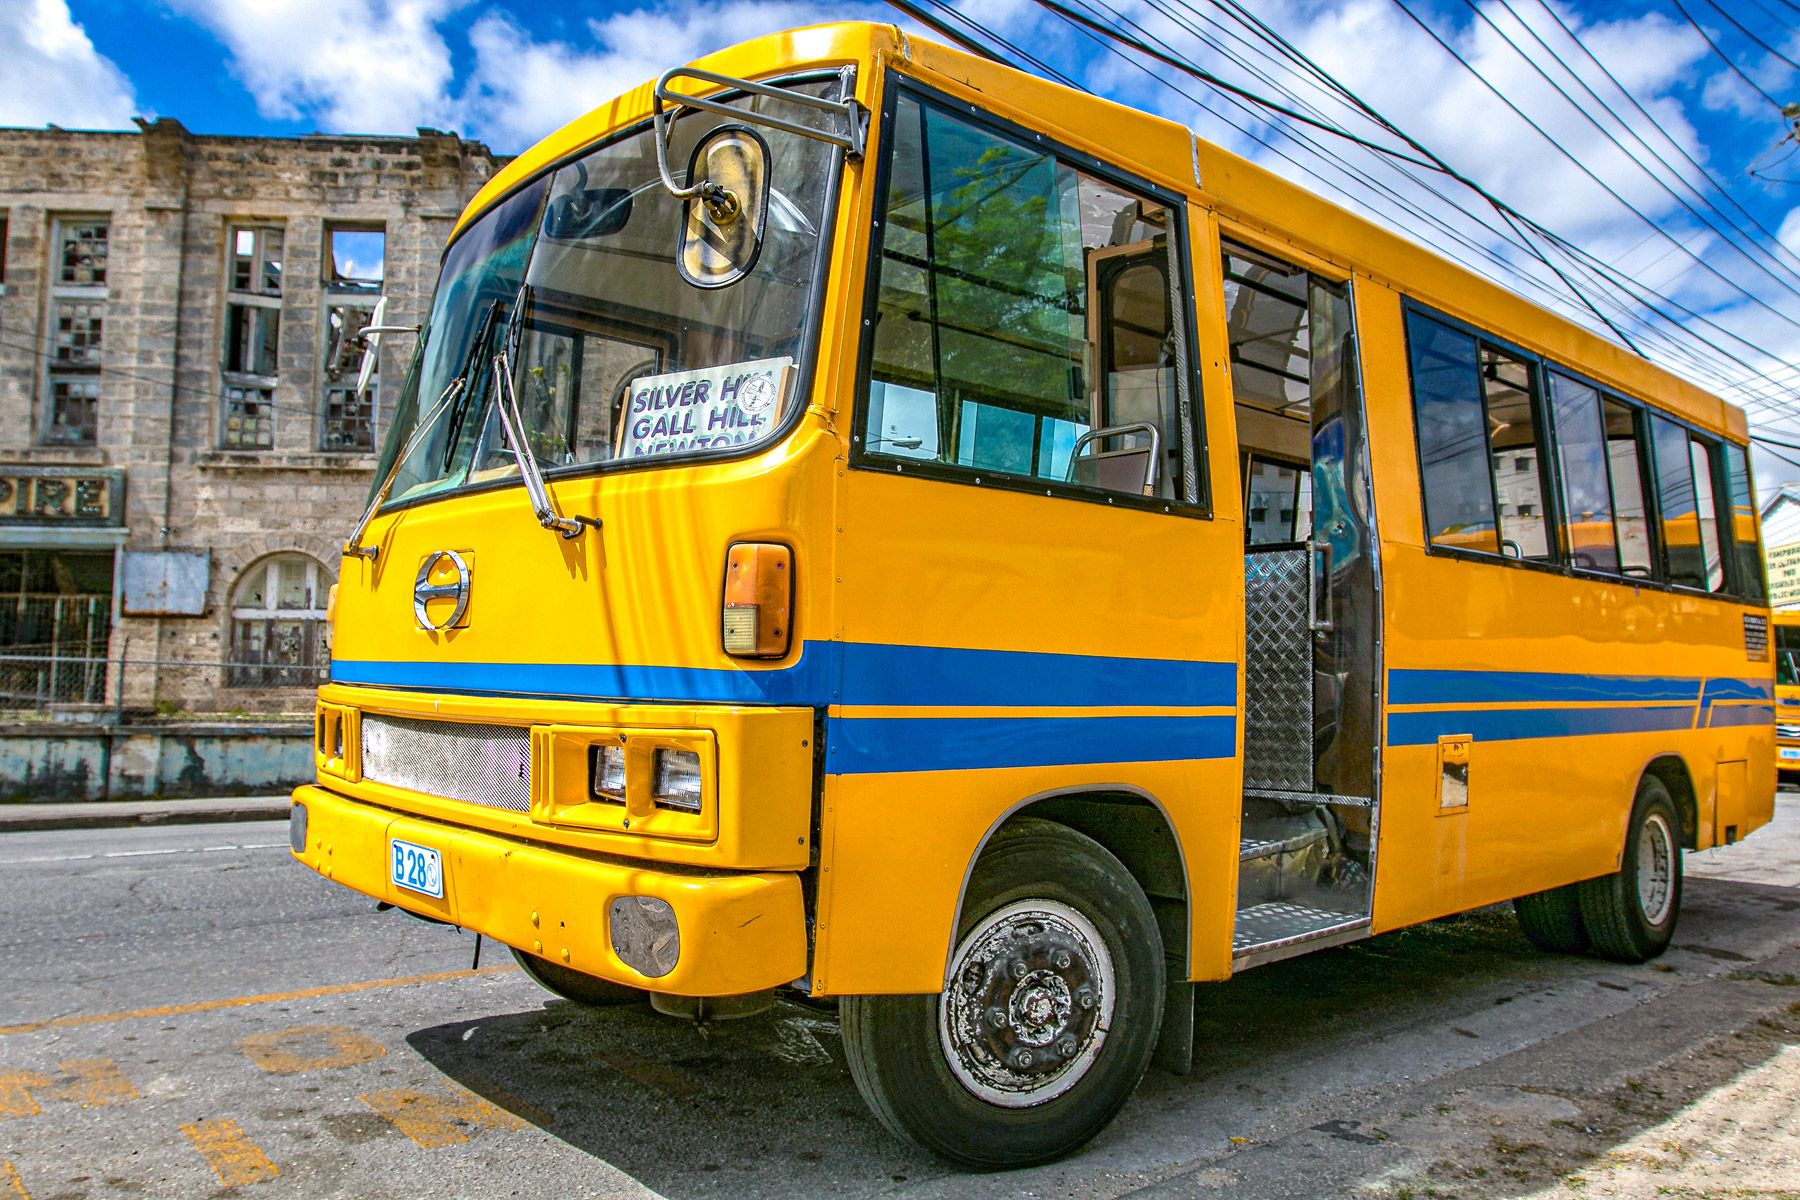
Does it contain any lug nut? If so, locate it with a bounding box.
[1057,1036,1078,1056]
[1052,950,1072,970]
[988,1007,1007,1028]
[1012,1049,1035,1069]
[1011,960,1028,979]
[1077,988,1095,1010]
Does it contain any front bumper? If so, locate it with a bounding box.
[291,784,808,996]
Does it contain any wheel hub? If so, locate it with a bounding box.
[939,899,1115,1108]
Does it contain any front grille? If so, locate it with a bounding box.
[1779,723,1800,740]
[360,713,531,813]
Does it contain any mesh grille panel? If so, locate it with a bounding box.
[360,714,531,813]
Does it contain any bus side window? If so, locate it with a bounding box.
[1723,443,1766,600]
[1601,396,1655,577]
[1408,313,1499,555]
[860,93,1199,504]
[1649,415,1724,591]
[1547,371,1619,574]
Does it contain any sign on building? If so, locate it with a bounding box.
[1768,540,1800,608]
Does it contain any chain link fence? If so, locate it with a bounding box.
[0,653,325,718]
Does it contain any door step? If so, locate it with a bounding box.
[1243,788,1373,809]
[1232,901,1367,957]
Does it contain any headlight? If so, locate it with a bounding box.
[590,743,626,802]
[652,748,702,813]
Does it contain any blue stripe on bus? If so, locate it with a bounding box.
[328,652,829,706]
[1387,704,1699,746]
[331,643,1238,710]
[1706,703,1775,729]
[837,643,1237,709]
[1701,677,1776,703]
[824,714,1237,775]
[1388,669,1702,706]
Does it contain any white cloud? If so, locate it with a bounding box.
[459,2,894,150]
[0,0,137,129]
[169,0,462,135]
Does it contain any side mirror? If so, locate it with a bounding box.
[677,125,770,289]
[355,296,386,401]
[544,186,633,240]
[353,295,422,402]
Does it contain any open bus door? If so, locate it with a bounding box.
[1225,241,1382,966]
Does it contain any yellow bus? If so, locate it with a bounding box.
[1776,610,1800,775]
[290,23,1777,1167]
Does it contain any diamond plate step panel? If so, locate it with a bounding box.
[1232,901,1364,953]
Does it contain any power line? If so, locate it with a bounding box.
[1667,0,1787,110]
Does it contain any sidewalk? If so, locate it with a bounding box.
[0,794,291,832]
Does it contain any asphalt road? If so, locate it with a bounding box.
[1,803,1796,1200]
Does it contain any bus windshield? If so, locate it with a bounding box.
[375,79,842,509]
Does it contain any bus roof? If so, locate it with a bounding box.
[453,20,1747,444]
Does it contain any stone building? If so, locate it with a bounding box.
[0,118,506,728]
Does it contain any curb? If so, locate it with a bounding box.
[0,799,292,834]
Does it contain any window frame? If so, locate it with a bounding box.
[319,292,381,452]
[1402,297,1761,602]
[41,216,110,446]
[848,73,1211,519]
[225,554,332,689]
[219,221,285,450]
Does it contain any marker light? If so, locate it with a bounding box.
[652,748,703,813]
[590,744,626,803]
[721,542,793,658]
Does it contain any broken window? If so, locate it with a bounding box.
[52,301,103,366]
[326,226,384,293]
[58,221,108,285]
[227,554,330,688]
[220,223,283,448]
[41,217,108,445]
[320,301,377,451]
[222,385,273,449]
[230,226,283,296]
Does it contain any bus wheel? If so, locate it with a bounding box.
[1513,885,1587,953]
[1577,776,1683,963]
[510,946,643,1006]
[840,819,1164,1169]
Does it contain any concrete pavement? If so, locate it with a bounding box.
[0,792,291,831]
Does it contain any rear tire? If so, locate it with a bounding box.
[1513,885,1588,953]
[510,946,643,1006]
[1577,776,1683,963]
[841,819,1164,1169]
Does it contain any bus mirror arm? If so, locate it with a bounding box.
[650,66,868,209]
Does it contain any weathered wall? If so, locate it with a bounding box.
[0,722,311,800]
[0,119,505,717]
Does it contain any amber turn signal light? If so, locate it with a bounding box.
[722,542,793,658]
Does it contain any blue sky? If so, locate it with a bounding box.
[9,0,1800,481]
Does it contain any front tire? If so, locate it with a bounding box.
[841,819,1164,1169]
[1577,776,1683,963]
[510,946,643,1006]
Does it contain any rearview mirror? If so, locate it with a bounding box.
[677,125,770,289]
[544,185,633,240]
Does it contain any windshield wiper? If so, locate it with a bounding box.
[491,341,598,540]
[341,374,467,560]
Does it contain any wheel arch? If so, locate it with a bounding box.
[1641,753,1699,850]
[943,785,1191,986]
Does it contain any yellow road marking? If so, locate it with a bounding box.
[0,1072,51,1119]
[594,1049,702,1098]
[52,1058,137,1107]
[238,1025,387,1075]
[182,1118,280,1187]
[0,965,517,1037]
[0,1060,137,1118]
[358,1086,528,1148]
[1,1160,28,1200]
